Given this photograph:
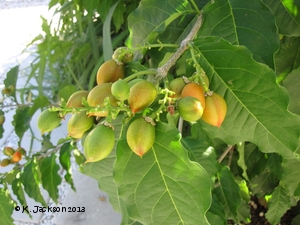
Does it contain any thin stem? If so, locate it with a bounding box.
[189,0,201,14]
[218,145,235,163]
[155,13,203,82]
[123,69,158,82]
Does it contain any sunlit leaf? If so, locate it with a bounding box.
[39,154,62,204]
[59,142,75,191]
[199,0,279,68]
[12,106,31,142]
[114,122,212,225]
[0,189,14,225]
[194,37,300,159]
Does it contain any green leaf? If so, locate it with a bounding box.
[11,179,31,218]
[265,184,292,225]
[249,169,278,197]
[20,160,47,206]
[236,142,249,181]
[181,123,219,177]
[12,106,31,141]
[98,0,113,22]
[194,37,300,159]
[263,0,300,36]
[103,1,119,61]
[126,0,192,48]
[39,154,62,204]
[213,166,241,221]
[114,122,212,225]
[28,95,49,117]
[0,189,14,225]
[82,0,100,17]
[282,158,300,196]
[275,37,300,77]
[59,142,75,191]
[282,67,300,115]
[3,65,19,100]
[199,0,279,68]
[81,116,124,213]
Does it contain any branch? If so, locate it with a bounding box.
[155,13,203,81]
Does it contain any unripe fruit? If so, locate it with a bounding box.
[37,109,62,134]
[16,147,26,156]
[181,82,205,109]
[96,59,124,85]
[68,111,94,139]
[11,151,22,163]
[112,47,133,64]
[201,93,227,127]
[169,78,185,98]
[84,125,115,163]
[87,83,118,117]
[177,96,204,122]
[111,79,130,101]
[128,78,144,87]
[126,117,155,157]
[0,158,10,167]
[66,90,89,108]
[0,115,5,125]
[128,80,157,114]
[3,147,15,156]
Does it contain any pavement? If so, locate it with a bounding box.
[0,1,122,224]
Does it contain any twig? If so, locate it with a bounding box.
[155,13,203,81]
[218,145,235,163]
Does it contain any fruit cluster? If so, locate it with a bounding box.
[0,146,26,167]
[37,46,227,163]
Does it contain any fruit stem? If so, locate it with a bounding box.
[133,42,179,52]
[188,44,210,93]
[189,0,201,14]
[124,69,158,82]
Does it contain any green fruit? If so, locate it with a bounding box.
[0,115,5,125]
[3,147,15,156]
[177,96,204,122]
[181,82,206,109]
[169,77,185,98]
[112,47,133,64]
[67,111,94,139]
[201,93,227,127]
[96,59,124,85]
[111,79,130,101]
[0,158,10,167]
[66,90,89,108]
[38,109,62,134]
[128,80,157,114]
[84,125,115,163]
[16,147,26,156]
[87,83,118,117]
[128,78,144,87]
[126,117,155,157]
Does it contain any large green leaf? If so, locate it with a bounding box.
[39,154,62,204]
[265,184,293,224]
[213,166,242,221]
[194,37,300,159]
[12,106,31,141]
[199,0,279,68]
[59,142,75,191]
[12,179,30,217]
[126,0,192,48]
[281,158,300,196]
[0,189,14,225]
[263,0,300,36]
[19,160,47,206]
[114,122,212,225]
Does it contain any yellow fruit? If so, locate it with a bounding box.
[66,90,89,108]
[37,109,62,134]
[177,96,204,122]
[0,158,10,167]
[128,80,157,114]
[126,117,155,157]
[11,151,22,163]
[67,111,94,139]
[84,125,115,163]
[87,83,118,117]
[96,59,124,85]
[201,93,227,127]
[3,147,15,156]
[181,82,206,109]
